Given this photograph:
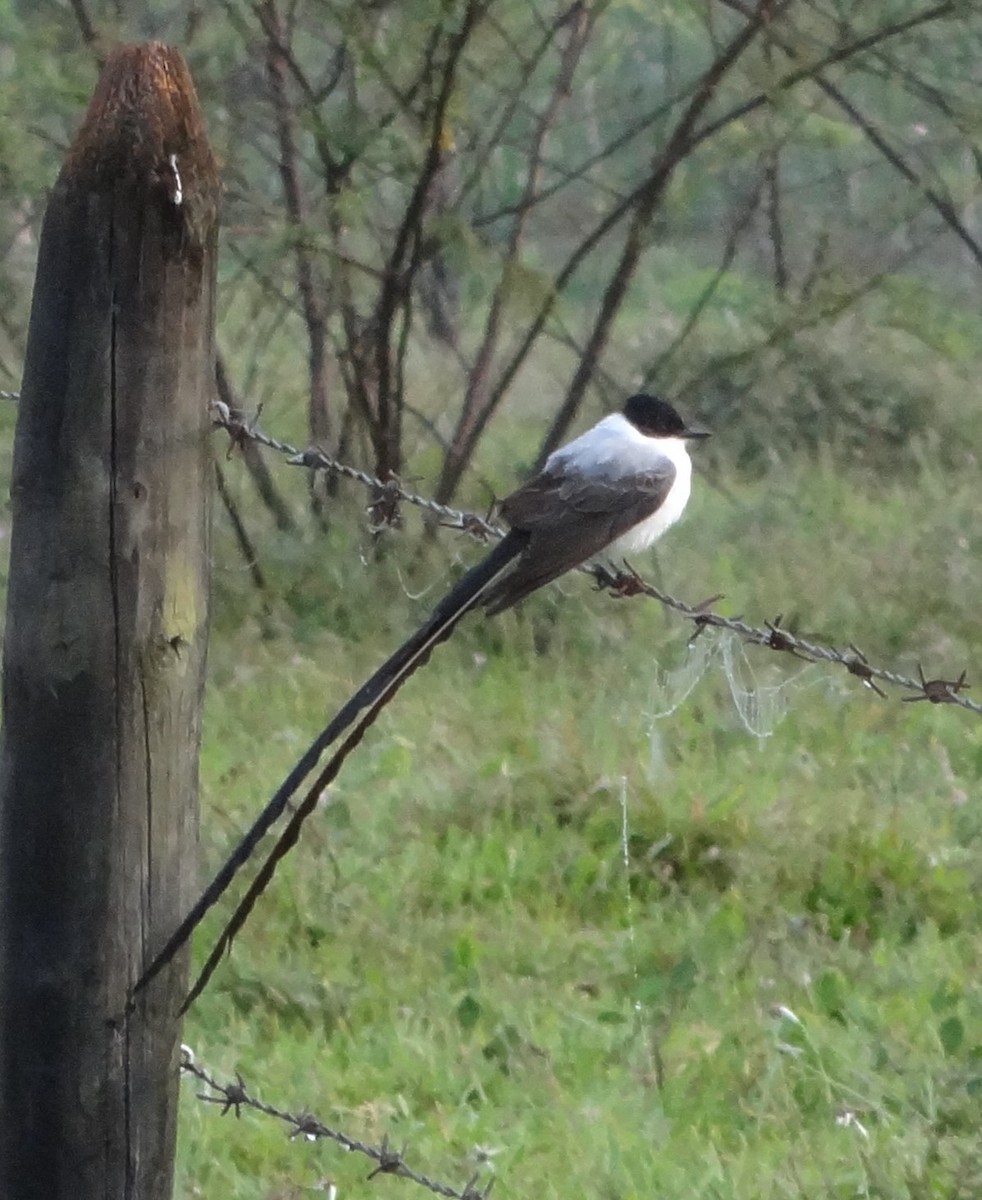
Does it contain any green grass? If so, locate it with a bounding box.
[176,456,982,1199]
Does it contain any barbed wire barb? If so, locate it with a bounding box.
[180,1049,491,1200]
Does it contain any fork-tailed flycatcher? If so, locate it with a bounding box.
[480,391,708,612]
[135,393,708,997]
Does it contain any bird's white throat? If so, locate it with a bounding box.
[613,440,691,554]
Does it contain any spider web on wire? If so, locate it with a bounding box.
[646,629,840,743]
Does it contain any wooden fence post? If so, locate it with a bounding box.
[0,44,218,1199]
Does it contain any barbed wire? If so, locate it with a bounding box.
[180,1047,493,1200]
[213,400,503,541]
[213,403,981,719]
[3,387,977,716]
[594,565,981,715]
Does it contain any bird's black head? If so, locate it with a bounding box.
[622,393,710,439]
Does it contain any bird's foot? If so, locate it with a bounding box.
[594,560,647,599]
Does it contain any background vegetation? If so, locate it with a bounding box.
[2,0,982,1196]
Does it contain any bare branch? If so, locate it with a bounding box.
[698,1,960,146]
[456,1,597,205]
[370,0,486,478]
[643,170,766,388]
[435,0,596,504]
[68,0,99,48]
[534,0,785,465]
[465,0,962,481]
[815,81,982,268]
[213,461,270,602]
[718,0,982,268]
[261,0,335,455]
[674,232,933,405]
[215,353,298,534]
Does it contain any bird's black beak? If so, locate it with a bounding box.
[683,426,711,439]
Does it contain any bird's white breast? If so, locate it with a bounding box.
[613,453,691,553]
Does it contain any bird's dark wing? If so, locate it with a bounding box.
[484,461,676,614]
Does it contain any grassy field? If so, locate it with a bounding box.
[175,444,982,1199]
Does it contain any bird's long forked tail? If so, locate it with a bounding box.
[132,530,528,1000]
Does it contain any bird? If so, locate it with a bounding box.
[309,392,709,701]
[134,392,708,999]
[480,391,708,613]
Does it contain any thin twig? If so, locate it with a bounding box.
[213,460,269,598]
[370,0,486,480]
[215,352,298,534]
[718,0,982,269]
[473,0,960,468]
[435,0,596,505]
[68,0,99,48]
[261,0,335,465]
[643,167,766,388]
